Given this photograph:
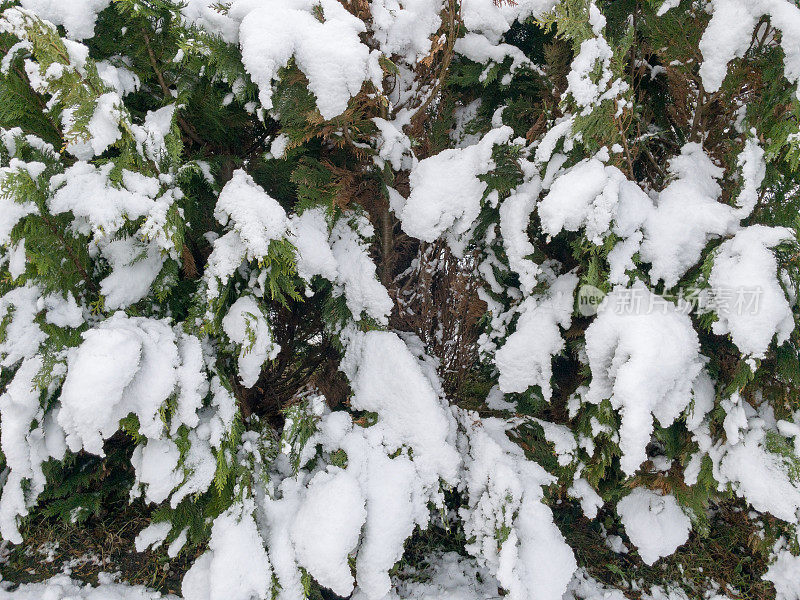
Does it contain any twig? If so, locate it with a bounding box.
[141,29,203,146]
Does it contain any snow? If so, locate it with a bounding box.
[717,423,800,522]
[180,0,382,119]
[291,468,366,596]
[499,178,541,295]
[221,295,279,388]
[640,143,738,289]
[0,160,39,246]
[456,411,576,600]
[0,355,65,542]
[699,0,800,100]
[584,285,704,475]
[765,548,800,600]
[132,105,176,163]
[734,136,766,217]
[49,162,160,239]
[328,216,394,324]
[708,225,794,359]
[3,3,800,599]
[538,157,652,283]
[18,0,111,40]
[100,237,164,310]
[37,292,83,328]
[130,438,183,505]
[215,169,289,262]
[233,0,379,120]
[539,158,622,244]
[180,0,239,43]
[568,478,603,519]
[182,502,271,600]
[0,573,179,599]
[563,568,626,600]
[454,33,536,82]
[203,171,291,301]
[134,521,172,553]
[289,207,338,284]
[58,314,176,454]
[401,126,513,244]
[203,231,247,300]
[360,552,500,600]
[0,285,46,368]
[370,0,443,64]
[341,330,461,484]
[495,272,578,400]
[566,37,621,112]
[289,208,391,323]
[459,0,557,43]
[65,91,124,159]
[616,488,691,565]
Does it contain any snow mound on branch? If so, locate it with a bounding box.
[329,216,394,325]
[130,438,182,505]
[131,105,176,163]
[180,0,239,43]
[563,568,627,600]
[460,0,557,43]
[289,207,338,283]
[182,501,272,600]
[495,272,578,400]
[222,295,280,388]
[204,170,290,300]
[0,285,45,367]
[401,126,513,243]
[617,488,691,565]
[257,333,461,600]
[539,158,645,244]
[640,143,738,289]
[0,159,39,246]
[370,0,443,64]
[99,237,164,310]
[351,552,501,600]
[341,330,461,483]
[292,468,367,595]
[566,36,626,112]
[714,415,800,523]
[456,411,577,600]
[765,548,800,600]
[63,91,124,159]
[0,356,66,543]
[19,0,111,40]
[215,169,289,261]
[230,0,379,120]
[499,177,541,295]
[538,156,652,284]
[709,225,795,359]
[49,162,160,238]
[699,0,800,101]
[584,285,704,475]
[540,142,772,292]
[290,208,393,324]
[57,313,209,460]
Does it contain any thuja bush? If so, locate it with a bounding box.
[1,0,800,598]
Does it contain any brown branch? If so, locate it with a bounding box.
[614,107,636,180]
[409,0,458,133]
[141,29,203,146]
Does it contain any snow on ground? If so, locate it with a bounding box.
[0,566,739,600]
[0,573,179,600]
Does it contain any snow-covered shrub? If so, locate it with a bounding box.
[1,0,800,598]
